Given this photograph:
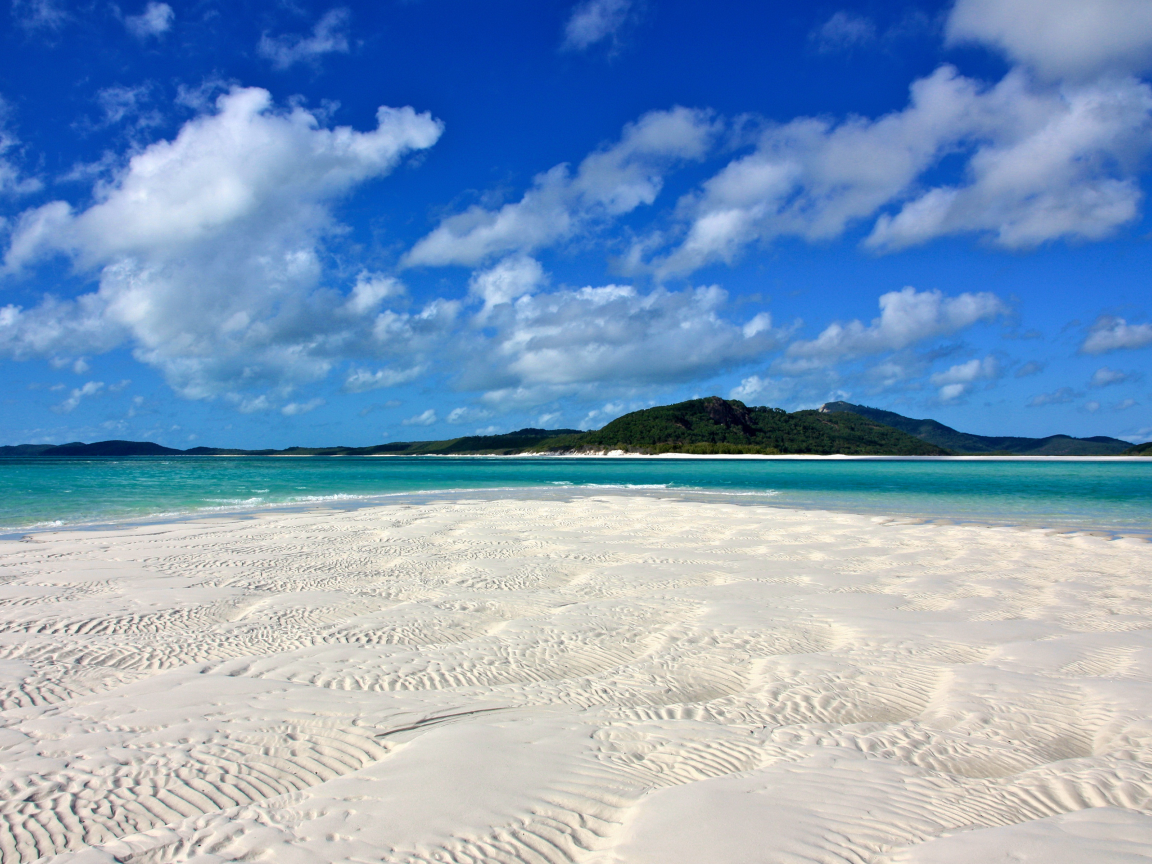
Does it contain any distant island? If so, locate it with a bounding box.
[1,397,1143,457]
[818,401,1135,456]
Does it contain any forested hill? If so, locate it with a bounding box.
[819,401,1133,456]
[0,429,581,458]
[531,397,948,455]
[4,398,1140,457]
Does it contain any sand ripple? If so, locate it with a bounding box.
[0,497,1149,863]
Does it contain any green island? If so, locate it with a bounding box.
[0,397,1141,457]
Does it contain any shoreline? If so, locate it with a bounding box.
[196,452,1149,460]
[6,451,1142,460]
[5,483,1150,543]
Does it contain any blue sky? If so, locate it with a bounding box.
[1,0,1151,448]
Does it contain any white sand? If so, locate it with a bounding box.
[0,496,1150,864]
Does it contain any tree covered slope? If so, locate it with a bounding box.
[533,397,948,455]
[819,401,1132,456]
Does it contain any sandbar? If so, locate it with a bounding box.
[0,496,1150,863]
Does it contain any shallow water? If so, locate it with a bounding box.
[0,455,1149,534]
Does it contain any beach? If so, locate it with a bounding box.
[1,495,1151,863]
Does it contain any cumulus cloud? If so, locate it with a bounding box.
[1081,316,1152,354]
[0,87,443,403]
[561,0,632,52]
[405,107,718,267]
[258,8,351,70]
[343,272,404,316]
[124,2,173,39]
[281,398,325,416]
[930,355,1000,401]
[459,282,781,407]
[728,374,793,405]
[468,255,546,317]
[403,408,437,426]
[786,287,1007,364]
[651,66,1152,275]
[866,74,1152,252]
[946,0,1152,81]
[54,380,104,413]
[1090,366,1132,387]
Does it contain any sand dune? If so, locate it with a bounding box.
[0,496,1149,863]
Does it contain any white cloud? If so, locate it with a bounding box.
[0,87,443,403]
[344,272,404,316]
[342,365,424,393]
[258,8,351,70]
[946,0,1152,81]
[458,283,781,406]
[1081,316,1152,354]
[651,66,1152,275]
[234,394,272,414]
[405,107,718,267]
[580,401,626,430]
[562,0,631,52]
[866,74,1152,252]
[124,2,173,39]
[728,374,792,405]
[812,11,876,53]
[652,67,981,274]
[12,0,68,30]
[536,411,561,427]
[0,98,42,197]
[446,406,491,424]
[1115,398,1138,410]
[786,287,1007,364]
[281,398,325,416]
[468,255,546,316]
[402,408,437,426]
[1015,360,1045,377]
[930,355,1000,385]
[1090,366,1131,387]
[92,84,160,130]
[930,355,1000,401]
[1085,400,1101,413]
[54,381,104,413]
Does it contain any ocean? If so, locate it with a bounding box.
[0,455,1149,535]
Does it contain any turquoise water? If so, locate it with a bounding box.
[0,456,1149,534]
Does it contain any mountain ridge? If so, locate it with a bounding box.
[1,398,1142,457]
[817,401,1134,456]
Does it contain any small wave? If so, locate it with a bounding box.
[683,488,781,497]
[581,483,673,490]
